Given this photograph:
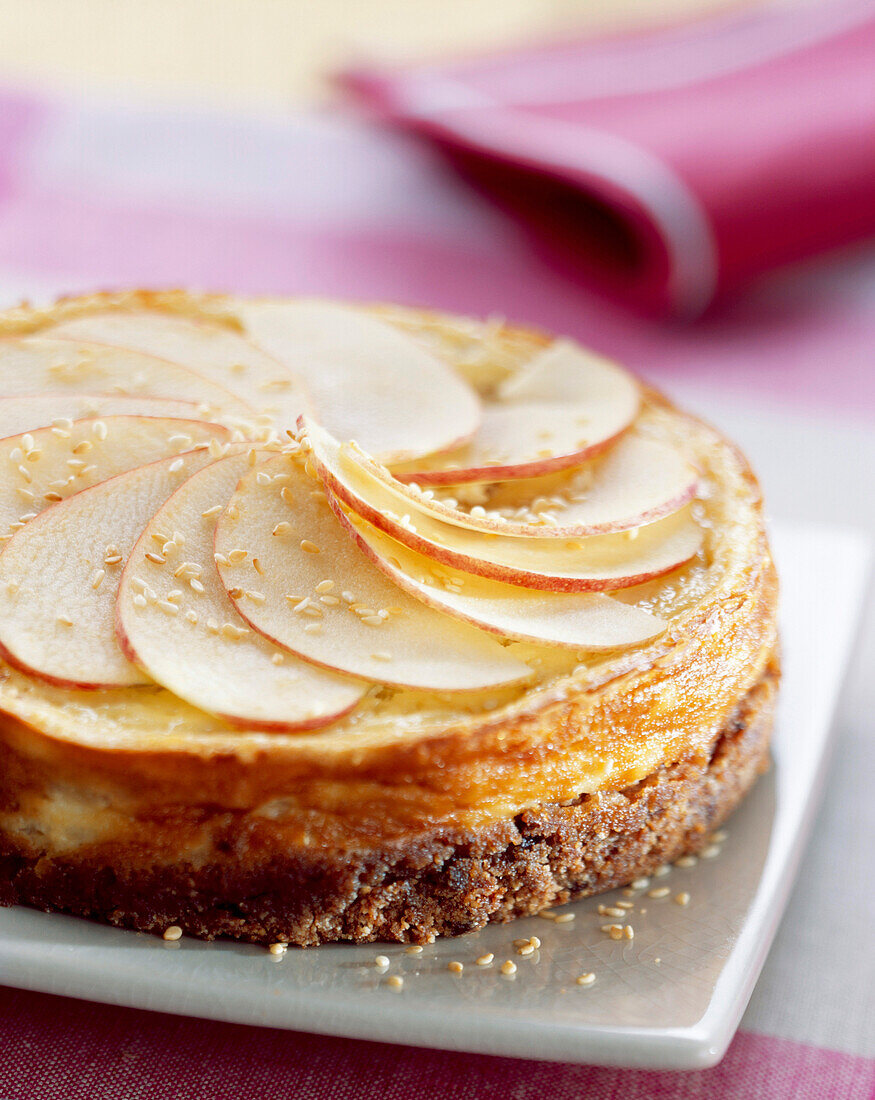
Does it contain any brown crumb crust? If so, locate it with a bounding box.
[0,661,777,946]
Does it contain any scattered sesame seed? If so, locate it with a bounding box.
[256,472,272,486]
[252,557,264,576]
[386,975,404,991]
[700,845,721,859]
[476,953,494,967]
[631,878,650,890]
[711,830,728,844]
[214,553,229,566]
[72,440,93,455]
[201,505,223,519]
[315,580,335,594]
[244,590,266,603]
[272,522,292,537]
[281,487,294,505]
[529,936,541,949]
[90,568,105,590]
[517,944,535,957]
[576,973,596,987]
[300,539,320,554]
[158,600,179,616]
[648,887,670,899]
[448,961,463,974]
[162,926,183,941]
[304,622,322,635]
[675,856,697,868]
[374,955,390,969]
[228,549,248,563]
[57,614,73,626]
[185,609,198,624]
[268,942,287,956]
[145,552,166,566]
[675,892,691,907]
[608,926,624,941]
[405,945,423,956]
[654,957,662,965]
[554,913,575,924]
[616,901,634,910]
[92,421,108,440]
[320,594,340,606]
[190,578,205,594]
[43,491,63,502]
[624,925,634,940]
[271,652,284,665]
[653,864,671,878]
[602,906,626,918]
[371,652,393,662]
[500,960,517,976]
[168,458,184,473]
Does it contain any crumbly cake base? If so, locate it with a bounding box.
[0,659,777,946]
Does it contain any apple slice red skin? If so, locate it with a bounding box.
[328,497,668,650]
[305,424,703,593]
[329,431,700,540]
[114,450,367,732]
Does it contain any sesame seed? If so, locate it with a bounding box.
[252,557,264,576]
[320,594,340,606]
[675,892,691,907]
[554,913,575,924]
[268,942,287,956]
[386,975,403,991]
[500,960,517,976]
[624,925,634,940]
[616,901,634,910]
[304,623,322,635]
[281,487,294,505]
[272,522,291,537]
[206,618,219,634]
[51,417,73,430]
[608,926,623,941]
[185,609,198,624]
[227,549,247,563]
[244,590,266,604]
[361,615,384,627]
[158,600,179,616]
[315,580,335,594]
[700,845,721,859]
[90,568,105,590]
[448,961,463,974]
[72,440,93,455]
[631,877,650,890]
[300,540,320,554]
[17,465,32,482]
[476,953,494,966]
[214,553,229,566]
[271,652,284,665]
[190,579,205,594]
[654,957,661,965]
[653,864,671,877]
[602,906,625,918]
[168,458,184,473]
[537,910,556,920]
[517,944,535,956]
[145,552,165,566]
[256,471,272,486]
[371,652,393,662]
[374,955,390,969]
[57,614,73,626]
[576,973,596,987]
[675,856,697,868]
[162,926,183,941]
[43,492,63,502]
[201,505,223,518]
[166,590,183,603]
[405,945,423,956]
[711,830,728,844]
[93,421,108,440]
[341,591,355,603]
[647,887,670,899]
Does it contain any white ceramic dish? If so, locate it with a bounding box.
[0,521,869,1070]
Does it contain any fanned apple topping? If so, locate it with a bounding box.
[0,297,705,733]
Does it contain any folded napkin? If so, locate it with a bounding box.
[342,1,875,316]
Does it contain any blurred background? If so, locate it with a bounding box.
[0,0,872,1095]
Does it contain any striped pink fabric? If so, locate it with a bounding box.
[342,0,875,316]
[1,987,874,1100]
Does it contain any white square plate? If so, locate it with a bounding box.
[0,522,870,1070]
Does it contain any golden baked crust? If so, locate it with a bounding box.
[0,293,779,942]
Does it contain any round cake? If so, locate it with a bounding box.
[0,291,778,946]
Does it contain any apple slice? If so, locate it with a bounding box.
[332,502,667,649]
[0,415,230,540]
[392,340,639,484]
[0,336,250,416]
[0,393,203,440]
[305,419,703,591]
[214,454,531,691]
[316,424,698,539]
[116,451,366,731]
[0,448,219,688]
[239,300,481,464]
[50,310,311,427]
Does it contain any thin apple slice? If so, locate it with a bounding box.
[305,422,702,592]
[333,502,667,649]
[116,452,366,731]
[214,455,531,691]
[50,310,311,427]
[0,393,203,439]
[0,415,230,540]
[317,423,697,539]
[0,336,250,416]
[393,340,639,484]
[239,300,481,464]
[0,448,220,688]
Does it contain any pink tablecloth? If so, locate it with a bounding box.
[0,87,873,1098]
